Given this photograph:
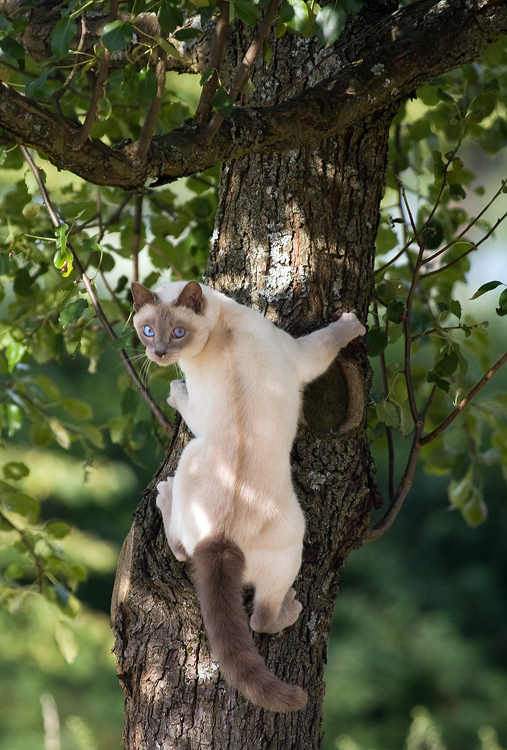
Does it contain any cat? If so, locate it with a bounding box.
[131,279,366,712]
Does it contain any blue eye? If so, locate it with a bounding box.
[143,325,155,337]
[173,327,186,339]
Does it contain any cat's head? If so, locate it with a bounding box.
[131,280,211,366]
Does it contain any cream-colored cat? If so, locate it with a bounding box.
[131,279,365,712]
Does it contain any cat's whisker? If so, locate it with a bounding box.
[140,357,152,386]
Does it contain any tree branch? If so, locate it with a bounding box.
[133,46,168,162]
[19,145,173,436]
[201,0,280,145]
[193,0,230,127]
[419,350,507,447]
[71,48,110,151]
[2,0,505,187]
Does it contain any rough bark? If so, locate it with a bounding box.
[0,0,506,186]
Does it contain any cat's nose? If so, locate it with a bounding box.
[154,349,167,358]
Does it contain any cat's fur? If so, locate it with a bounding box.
[131,279,366,712]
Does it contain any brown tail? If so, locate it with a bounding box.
[191,537,307,712]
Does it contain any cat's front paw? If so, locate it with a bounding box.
[167,379,187,410]
[333,311,366,339]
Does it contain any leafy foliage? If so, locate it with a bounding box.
[369,42,507,529]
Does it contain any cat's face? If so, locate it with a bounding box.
[132,281,210,366]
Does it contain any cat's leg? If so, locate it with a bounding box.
[250,586,302,634]
[156,477,187,561]
[248,545,303,634]
[167,380,203,436]
[293,313,366,385]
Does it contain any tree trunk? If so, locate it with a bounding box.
[111,16,396,750]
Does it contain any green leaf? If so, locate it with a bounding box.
[339,0,362,13]
[448,466,474,510]
[233,0,262,26]
[29,421,53,447]
[54,226,73,277]
[449,299,462,319]
[59,299,88,328]
[122,64,138,96]
[434,351,459,377]
[4,404,23,437]
[211,86,233,117]
[0,13,12,32]
[281,0,309,33]
[427,371,450,393]
[158,0,184,32]
[386,299,405,323]
[60,398,93,421]
[81,424,105,449]
[5,563,25,580]
[263,40,272,67]
[3,462,29,481]
[365,327,388,356]
[462,487,488,527]
[423,219,443,250]
[22,201,42,219]
[376,399,400,428]
[240,76,256,94]
[25,68,51,97]
[449,183,466,200]
[199,67,215,86]
[48,418,71,450]
[136,66,157,104]
[172,28,202,41]
[154,36,182,59]
[0,36,25,61]
[470,280,503,300]
[51,15,77,60]
[96,96,112,121]
[45,521,71,539]
[3,491,40,523]
[112,328,133,351]
[315,3,346,47]
[399,400,414,437]
[102,20,133,52]
[55,619,79,663]
[436,86,454,102]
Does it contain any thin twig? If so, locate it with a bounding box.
[364,425,423,542]
[372,302,395,504]
[193,0,230,127]
[20,145,173,435]
[201,0,280,145]
[420,209,507,280]
[133,47,168,161]
[419,350,507,447]
[71,47,110,150]
[0,510,46,590]
[53,13,88,105]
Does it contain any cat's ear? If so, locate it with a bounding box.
[131,282,157,312]
[175,281,204,314]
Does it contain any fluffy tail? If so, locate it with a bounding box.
[192,537,307,712]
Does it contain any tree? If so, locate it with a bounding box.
[1,1,507,748]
